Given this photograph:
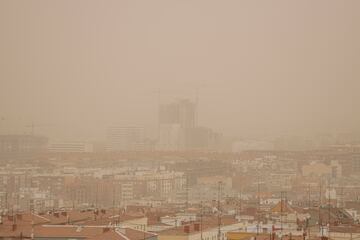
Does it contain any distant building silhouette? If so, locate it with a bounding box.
[159,98,196,129]
[0,134,48,162]
[48,141,93,153]
[158,99,195,151]
[158,99,221,151]
[107,126,146,151]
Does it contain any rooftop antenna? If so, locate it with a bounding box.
[24,122,35,135]
[157,89,161,141]
[195,88,199,127]
[308,184,311,208]
[30,122,34,135]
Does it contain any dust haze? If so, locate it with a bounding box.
[1,2,360,239]
[1,0,359,141]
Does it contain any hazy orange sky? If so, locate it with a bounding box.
[0,0,359,140]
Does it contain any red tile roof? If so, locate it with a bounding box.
[0,224,156,240]
[158,216,238,236]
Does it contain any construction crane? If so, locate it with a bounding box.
[24,122,52,135]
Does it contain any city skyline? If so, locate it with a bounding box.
[1,1,360,239]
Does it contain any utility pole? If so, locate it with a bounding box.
[328,179,331,240]
[239,188,242,215]
[318,178,322,234]
[95,182,99,208]
[142,224,146,240]
[5,192,8,211]
[257,175,261,236]
[200,201,203,240]
[72,188,75,210]
[217,181,222,240]
[307,216,310,240]
[280,191,285,239]
[339,186,344,208]
[157,89,161,143]
[117,208,121,226]
[112,183,116,218]
[186,174,189,209]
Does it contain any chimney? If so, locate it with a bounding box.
[103,227,110,233]
[194,223,200,231]
[184,225,190,234]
